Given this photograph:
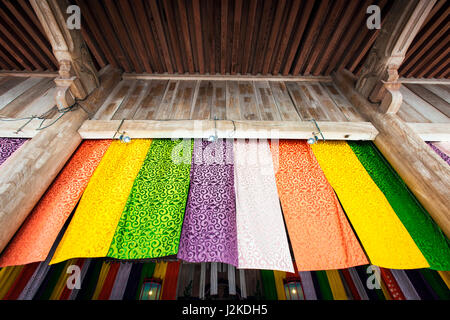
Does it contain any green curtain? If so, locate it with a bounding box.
[260,270,278,300]
[108,139,193,259]
[315,271,333,300]
[348,141,450,270]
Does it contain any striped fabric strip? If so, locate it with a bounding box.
[273,271,286,300]
[228,265,236,295]
[18,261,51,300]
[199,263,206,300]
[1,263,39,300]
[325,270,348,300]
[239,269,247,299]
[348,141,450,270]
[60,258,86,300]
[0,140,112,268]
[97,262,121,300]
[380,268,405,300]
[340,269,361,300]
[311,141,429,269]
[298,272,317,300]
[210,262,218,295]
[108,139,193,260]
[161,261,181,300]
[273,140,368,271]
[233,139,293,272]
[48,260,74,300]
[68,258,91,300]
[260,270,277,300]
[50,139,152,264]
[315,271,333,300]
[390,269,421,300]
[0,266,24,299]
[91,262,111,300]
[109,262,133,300]
[347,268,369,300]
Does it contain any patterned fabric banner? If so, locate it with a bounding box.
[0,140,112,267]
[233,139,293,273]
[273,140,368,271]
[0,138,27,166]
[178,139,238,266]
[311,141,429,269]
[50,139,152,264]
[349,141,450,270]
[108,139,193,259]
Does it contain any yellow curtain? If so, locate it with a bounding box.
[50,139,152,264]
[92,262,111,300]
[273,271,286,300]
[0,266,24,299]
[310,141,428,269]
[49,260,74,300]
[325,270,347,300]
[153,261,168,298]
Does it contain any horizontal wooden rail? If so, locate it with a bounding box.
[78,120,378,140]
[406,123,450,141]
[122,73,332,82]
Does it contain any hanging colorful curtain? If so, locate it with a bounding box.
[348,141,450,270]
[161,261,181,300]
[1,263,39,300]
[233,139,293,273]
[178,139,238,266]
[0,140,112,267]
[0,266,25,299]
[272,140,368,271]
[325,270,348,300]
[109,262,133,300]
[135,263,156,300]
[108,139,193,260]
[50,139,152,264]
[260,270,277,300]
[97,262,121,300]
[0,138,27,166]
[311,141,429,269]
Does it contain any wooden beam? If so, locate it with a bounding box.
[407,123,450,141]
[0,67,120,253]
[398,78,450,85]
[0,71,58,78]
[78,119,378,141]
[122,73,332,82]
[30,0,99,109]
[356,0,436,103]
[334,69,450,238]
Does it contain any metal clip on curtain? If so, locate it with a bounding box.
[307,119,325,145]
[113,119,131,143]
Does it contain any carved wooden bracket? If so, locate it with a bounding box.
[379,82,403,114]
[355,0,436,108]
[30,0,98,111]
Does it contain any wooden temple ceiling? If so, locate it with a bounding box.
[0,0,448,79]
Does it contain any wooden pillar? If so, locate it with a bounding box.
[356,0,435,112]
[335,69,450,238]
[0,66,120,253]
[30,0,99,110]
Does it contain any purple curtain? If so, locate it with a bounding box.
[177,139,238,266]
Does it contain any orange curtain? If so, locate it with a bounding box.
[272,140,368,271]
